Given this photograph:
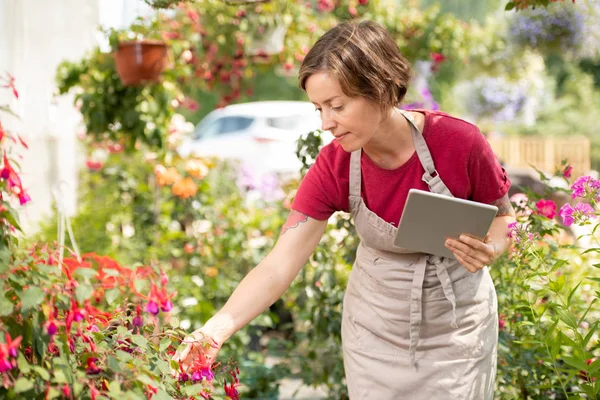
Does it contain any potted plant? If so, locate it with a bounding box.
[106,23,171,86]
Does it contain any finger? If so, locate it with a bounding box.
[461,234,494,257]
[452,247,484,271]
[446,239,489,264]
[457,236,493,262]
[455,253,477,273]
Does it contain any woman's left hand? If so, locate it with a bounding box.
[445,234,495,273]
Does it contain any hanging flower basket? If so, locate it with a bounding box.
[114,40,169,86]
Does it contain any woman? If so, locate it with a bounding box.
[175,20,515,399]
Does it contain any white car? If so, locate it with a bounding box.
[178,101,326,176]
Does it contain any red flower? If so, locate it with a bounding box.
[86,357,102,375]
[86,160,104,171]
[358,0,368,4]
[535,199,557,219]
[563,165,573,178]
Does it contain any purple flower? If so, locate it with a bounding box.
[145,301,159,315]
[132,315,143,327]
[47,322,58,336]
[559,204,575,226]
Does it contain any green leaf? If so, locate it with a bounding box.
[17,352,31,373]
[153,390,172,400]
[0,293,14,316]
[567,282,582,306]
[562,355,589,371]
[131,334,148,349]
[184,384,206,395]
[108,356,122,373]
[505,2,516,11]
[19,287,46,311]
[103,268,120,277]
[136,373,155,386]
[557,309,578,329]
[32,366,50,380]
[592,263,600,269]
[13,377,34,393]
[0,247,10,272]
[159,338,171,352]
[108,380,121,395]
[75,284,94,303]
[5,207,22,231]
[74,268,97,280]
[104,288,120,305]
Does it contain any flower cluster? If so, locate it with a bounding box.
[508,2,584,53]
[558,175,600,226]
[467,76,527,122]
[155,158,209,199]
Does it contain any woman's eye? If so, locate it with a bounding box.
[332,105,344,112]
[314,109,322,114]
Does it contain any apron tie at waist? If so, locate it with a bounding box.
[430,256,459,329]
[408,255,459,369]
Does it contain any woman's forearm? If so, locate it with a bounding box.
[202,258,292,342]
[489,215,515,257]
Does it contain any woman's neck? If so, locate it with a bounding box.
[363,109,417,170]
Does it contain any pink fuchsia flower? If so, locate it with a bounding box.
[535,199,557,219]
[1,153,22,189]
[563,165,573,178]
[498,319,505,331]
[559,204,575,226]
[224,381,240,400]
[4,333,22,358]
[192,365,214,382]
[85,160,104,171]
[0,357,12,372]
[46,321,58,336]
[18,190,31,205]
[145,301,159,315]
[160,299,173,312]
[86,357,102,375]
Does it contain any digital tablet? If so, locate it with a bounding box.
[394,189,498,259]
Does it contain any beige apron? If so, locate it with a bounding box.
[341,110,498,399]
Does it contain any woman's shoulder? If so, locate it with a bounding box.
[420,109,482,140]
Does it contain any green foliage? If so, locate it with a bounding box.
[55,49,180,151]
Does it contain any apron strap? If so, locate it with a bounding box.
[349,149,362,211]
[397,109,453,197]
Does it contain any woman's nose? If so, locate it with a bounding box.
[320,110,336,131]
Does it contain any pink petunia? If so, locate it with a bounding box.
[535,199,557,219]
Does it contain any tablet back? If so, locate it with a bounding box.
[394,189,498,259]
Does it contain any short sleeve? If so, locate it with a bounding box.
[468,131,511,204]
[291,147,346,220]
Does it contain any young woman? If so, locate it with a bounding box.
[175,20,515,399]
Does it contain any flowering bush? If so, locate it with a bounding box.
[0,73,30,250]
[494,165,600,399]
[0,246,241,399]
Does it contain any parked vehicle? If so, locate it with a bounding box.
[178,101,326,175]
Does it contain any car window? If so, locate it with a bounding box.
[220,116,254,134]
[266,115,304,130]
[195,116,255,139]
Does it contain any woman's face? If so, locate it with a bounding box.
[305,72,385,152]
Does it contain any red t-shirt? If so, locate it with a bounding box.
[291,110,510,225]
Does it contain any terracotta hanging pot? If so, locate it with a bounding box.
[114,40,169,86]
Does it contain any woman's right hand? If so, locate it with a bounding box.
[173,325,225,371]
